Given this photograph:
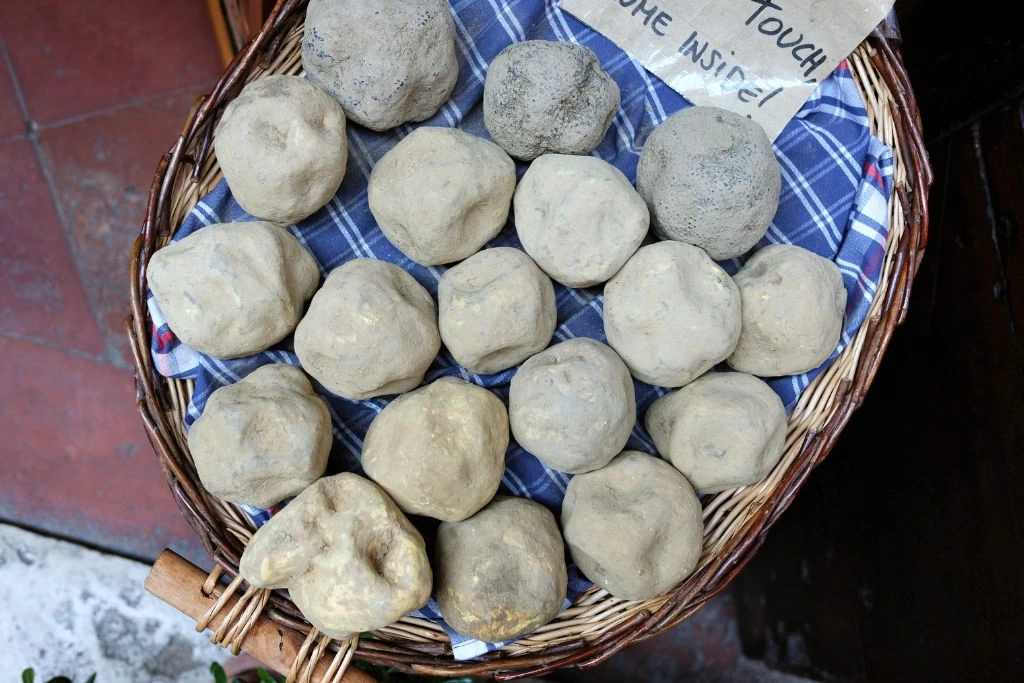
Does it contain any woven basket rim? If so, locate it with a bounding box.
[126,1,933,678]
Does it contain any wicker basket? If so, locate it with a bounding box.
[128,1,932,679]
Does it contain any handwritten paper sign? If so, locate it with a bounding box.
[560,0,895,139]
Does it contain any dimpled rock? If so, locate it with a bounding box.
[509,338,635,474]
[214,75,347,225]
[484,41,620,160]
[294,259,440,400]
[368,128,516,266]
[148,221,320,359]
[636,106,781,260]
[362,377,508,522]
[239,473,431,639]
[727,244,847,376]
[514,154,649,287]
[435,496,567,641]
[645,372,786,494]
[188,365,331,508]
[438,248,556,374]
[561,451,703,601]
[603,242,741,387]
[302,0,458,131]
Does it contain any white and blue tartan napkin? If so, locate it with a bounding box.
[148,0,893,659]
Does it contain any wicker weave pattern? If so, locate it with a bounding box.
[127,1,931,678]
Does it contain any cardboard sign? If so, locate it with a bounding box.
[560,0,895,139]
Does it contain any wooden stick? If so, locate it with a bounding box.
[204,0,236,67]
[145,550,374,683]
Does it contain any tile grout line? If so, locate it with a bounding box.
[0,329,131,371]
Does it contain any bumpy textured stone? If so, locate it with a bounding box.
[509,338,635,474]
[435,496,567,641]
[484,41,620,160]
[294,258,440,400]
[368,127,516,265]
[214,75,347,225]
[302,0,458,131]
[438,248,556,374]
[239,473,432,639]
[188,364,332,508]
[361,377,508,522]
[148,221,320,359]
[514,154,649,287]
[636,106,781,260]
[561,451,704,601]
[603,241,741,387]
[727,244,847,376]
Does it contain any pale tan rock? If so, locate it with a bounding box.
[239,473,431,639]
[148,221,320,359]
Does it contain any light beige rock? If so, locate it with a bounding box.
[514,154,648,287]
[214,75,347,225]
[368,127,516,266]
[361,377,508,522]
[603,242,741,387]
[484,41,620,160]
[148,221,320,359]
[188,364,332,508]
[509,338,635,474]
[645,372,786,493]
[561,451,704,601]
[438,248,556,374]
[294,258,440,400]
[435,496,567,642]
[636,106,781,260]
[302,0,458,131]
[727,244,847,376]
[239,473,431,639]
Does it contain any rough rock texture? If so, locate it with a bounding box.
[509,338,635,474]
[148,221,320,359]
[727,244,847,376]
[636,106,781,260]
[561,451,704,601]
[214,75,347,225]
[514,154,648,287]
[294,258,439,400]
[484,41,620,160]
[438,248,556,374]
[302,0,458,131]
[603,242,741,387]
[239,473,431,639]
[645,372,787,493]
[435,496,567,642]
[361,377,508,522]
[187,364,332,508]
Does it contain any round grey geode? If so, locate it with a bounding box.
[514,154,649,287]
[435,496,567,642]
[302,0,458,131]
[188,364,331,508]
[645,372,786,494]
[484,40,620,160]
[561,451,704,601]
[294,258,440,400]
[214,75,347,225]
[509,338,635,474]
[636,106,781,260]
[603,241,741,387]
[368,127,516,266]
[438,248,556,374]
[361,377,508,522]
[148,221,320,359]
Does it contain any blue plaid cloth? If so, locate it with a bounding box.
[148,0,893,659]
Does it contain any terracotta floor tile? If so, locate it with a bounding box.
[0,60,24,139]
[0,138,104,355]
[0,0,222,125]
[0,336,206,564]
[38,90,207,367]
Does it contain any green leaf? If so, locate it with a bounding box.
[21,670,35,683]
[84,676,97,683]
[256,669,282,683]
[44,678,72,683]
[210,662,228,683]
